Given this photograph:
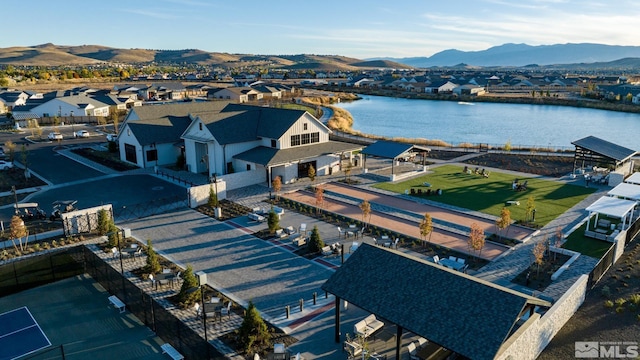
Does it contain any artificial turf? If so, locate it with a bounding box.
[373,164,595,226]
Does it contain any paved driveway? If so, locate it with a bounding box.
[25,146,104,184]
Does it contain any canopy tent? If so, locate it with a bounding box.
[608,183,640,201]
[625,172,640,185]
[585,196,638,230]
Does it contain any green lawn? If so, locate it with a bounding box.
[563,222,613,258]
[374,164,595,226]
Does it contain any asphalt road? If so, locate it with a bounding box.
[25,146,105,184]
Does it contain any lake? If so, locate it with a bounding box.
[333,95,640,149]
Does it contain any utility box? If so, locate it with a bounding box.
[122,228,131,238]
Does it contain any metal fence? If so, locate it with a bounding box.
[0,246,223,360]
[588,244,616,288]
[625,217,640,245]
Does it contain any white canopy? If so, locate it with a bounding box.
[625,172,640,185]
[586,196,637,218]
[608,183,640,201]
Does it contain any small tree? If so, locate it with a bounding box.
[419,213,433,246]
[468,223,485,258]
[343,162,353,183]
[9,215,27,253]
[107,222,120,248]
[314,186,324,214]
[145,239,161,275]
[525,196,535,223]
[307,225,324,253]
[97,209,110,236]
[533,240,546,278]
[272,176,282,201]
[495,207,511,240]
[237,301,271,354]
[359,199,371,229]
[208,184,218,208]
[553,227,564,261]
[307,164,316,183]
[267,208,279,234]
[5,141,16,162]
[177,264,199,307]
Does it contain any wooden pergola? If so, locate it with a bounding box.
[571,136,637,174]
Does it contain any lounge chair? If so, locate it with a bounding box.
[220,301,232,318]
[407,342,419,360]
[338,227,346,238]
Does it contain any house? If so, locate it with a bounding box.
[453,84,486,96]
[210,87,262,103]
[424,80,458,94]
[0,90,29,114]
[12,94,110,118]
[251,85,282,99]
[118,102,362,187]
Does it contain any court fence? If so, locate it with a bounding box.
[0,245,223,360]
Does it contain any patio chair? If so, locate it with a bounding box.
[449,256,457,262]
[393,238,399,249]
[111,247,119,259]
[174,271,182,286]
[407,342,419,360]
[148,274,156,287]
[134,247,143,259]
[338,227,346,238]
[299,223,307,234]
[194,302,202,318]
[457,258,465,264]
[433,255,440,263]
[417,337,428,348]
[220,301,232,318]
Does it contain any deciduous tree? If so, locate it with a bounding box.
[314,186,324,214]
[533,240,546,277]
[525,196,535,223]
[419,213,433,246]
[9,215,27,253]
[359,199,371,228]
[468,223,485,258]
[272,176,282,201]
[308,164,316,183]
[495,207,511,240]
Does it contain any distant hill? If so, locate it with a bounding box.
[376,43,640,67]
[349,59,412,69]
[0,44,414,70]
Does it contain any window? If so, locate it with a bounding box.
[246,164,251,171]
[301,133,311,144]
[146,149,158,162]
[290,135,300,146]
[303,123,308,130]
[124,144,137,163]
[311,132,320,143]
[199,123,203,131]
[271,139,277,148]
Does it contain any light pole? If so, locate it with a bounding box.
[187,284,209,358]
[70,111,75,134]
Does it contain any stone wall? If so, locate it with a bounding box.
[495,275,588,360]
[188,180,228,208]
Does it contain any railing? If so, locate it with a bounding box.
[588,244,616,288]
[625,217,640,245]
[156,169,199,187]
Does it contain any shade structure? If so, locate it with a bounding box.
[586,196,637,219]
[608,183,640,201]
[625,172,640,185]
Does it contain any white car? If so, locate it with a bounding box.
[0,160,13,170]
[74,130,90,138]
[48,132,63,140]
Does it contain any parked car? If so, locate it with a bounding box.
[74,130,90,138]
[48,132,63,140]
[0,160,13,170]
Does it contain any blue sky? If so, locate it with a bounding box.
[4,0,640,59]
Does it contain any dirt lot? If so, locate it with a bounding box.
[463,153,575,177]
[538,242,640,359]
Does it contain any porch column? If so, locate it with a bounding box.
[268,166,272,188]
[334,296,341,343]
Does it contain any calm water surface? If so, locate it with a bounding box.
[333,95,640,149]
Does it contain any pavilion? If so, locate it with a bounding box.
[322,244,551,360]
[585,196,637,232]
[361,140,431,180]
[571,136,637,185]
[624,172,640,185]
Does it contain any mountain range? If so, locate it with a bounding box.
[2,43,640,69]
[377,43,640,67]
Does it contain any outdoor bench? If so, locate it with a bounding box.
[108,295,126,313]
[161,343,184,360]
[354,314,384,338]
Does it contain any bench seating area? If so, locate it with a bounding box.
[354,314,384,338]
[161,343,184,360]
[108,295,126,313]
[291,235,306,247]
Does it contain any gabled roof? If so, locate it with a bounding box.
[127,115,192,146]
[128,101,231,121]
[572,136,637,162]
[322,244,551,360]
[362,140,430,159]
[56,95,109,108]
[233,141,362,166]
[586,196,637,218]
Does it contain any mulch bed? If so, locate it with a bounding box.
[428,150,473,161]
[511,252,572,291]
[464,153,574,177]
[71,148,138,171]
[196,200,254,221]
[0,167,47,193]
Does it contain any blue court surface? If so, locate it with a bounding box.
[0,307,51,360]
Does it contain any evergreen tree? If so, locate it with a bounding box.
[107,223,120,248]
[177,264,199,306]
[208,184,218,208]
[237,301,271,354]
[307,225,324,253]
[145,239,161,275]
[97,209,110,236]
[267,209,279,234]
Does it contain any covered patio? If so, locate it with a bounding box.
[625,172,640,185]
[361,141,431,181]
[584,196,637,242]
[322,244,551,360]
[571,136,637,186]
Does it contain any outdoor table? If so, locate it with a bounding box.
[154,272,176,289]
[438,258,465,271]
[203,303,219,320]
[120,247,137,259]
